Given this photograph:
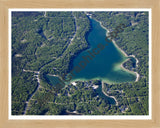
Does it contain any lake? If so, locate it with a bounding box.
[45,18,136,105]
[71,18,136,83]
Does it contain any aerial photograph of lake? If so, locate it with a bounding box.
[10,10,150,118]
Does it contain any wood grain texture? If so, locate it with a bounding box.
[0,0,160,127]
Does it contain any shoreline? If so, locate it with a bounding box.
[120,60,140,82]
[128,54,139,67]
[102,82,118,106]
[97,19,140,82]
[98,20,129,57]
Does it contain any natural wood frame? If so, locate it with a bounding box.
[0,0,160,127]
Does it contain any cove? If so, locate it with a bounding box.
[71,18,137,84]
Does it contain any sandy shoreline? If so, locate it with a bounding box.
[120,60,140,82]
[102,82,118,106]
[97,19,140,82]
[128,54,139,67]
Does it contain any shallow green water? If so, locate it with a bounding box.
[45,18,137,105]
[71,18,136,83]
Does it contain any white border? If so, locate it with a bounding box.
[9,8,152,120]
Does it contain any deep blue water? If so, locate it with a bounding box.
[71,18,136,83]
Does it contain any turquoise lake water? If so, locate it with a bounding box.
[71,18,136,83]
[45,18,137,105]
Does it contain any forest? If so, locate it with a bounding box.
[12,11,149,115]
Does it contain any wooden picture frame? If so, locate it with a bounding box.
[0,0,160,127]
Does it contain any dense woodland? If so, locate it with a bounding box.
[12,11,149,115]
